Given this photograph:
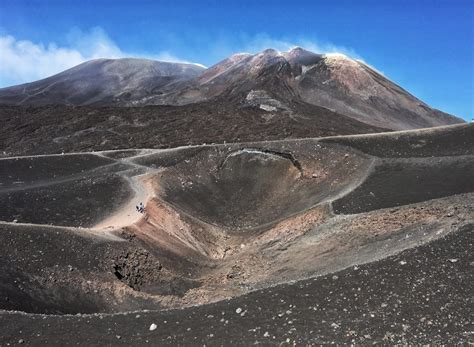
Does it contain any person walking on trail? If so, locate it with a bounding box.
[137,202,145,214]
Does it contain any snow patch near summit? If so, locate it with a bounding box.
[245,90,289,111]
[301,64,318,74]
[259,104,277,112]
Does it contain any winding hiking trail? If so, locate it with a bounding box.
[92,174,152,230]
[91,151,163,231]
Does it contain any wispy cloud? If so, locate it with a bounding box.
[0,28,360,87]
[187,31,363,68]
[239,33,361,59]
[0,34,85,86]
[0,27,193,87]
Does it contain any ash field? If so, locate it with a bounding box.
[0,48,473,345]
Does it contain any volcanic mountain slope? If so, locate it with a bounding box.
[0,48,464,130]
[0,102,386,157]
[142,47,463,130]
[0,123,472,344]
[0,58,204,106]
[285,49,463,130]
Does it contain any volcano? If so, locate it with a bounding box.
[0,47,472,345]
[0,48,464,130]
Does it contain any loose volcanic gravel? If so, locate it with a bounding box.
[0,223,471,345]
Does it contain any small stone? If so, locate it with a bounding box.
[236,307,242,314]
[149,323,157,331]
[18,339,24,344]
[263,332,270,337]
[399,260,407,265]
[448,258,458,263]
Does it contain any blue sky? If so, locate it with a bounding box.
[0,0,472,119]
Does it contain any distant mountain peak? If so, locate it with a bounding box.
[287,46,314,56]
[0,58,205,106]
[289,46,305,52]
[261,48,281,55]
